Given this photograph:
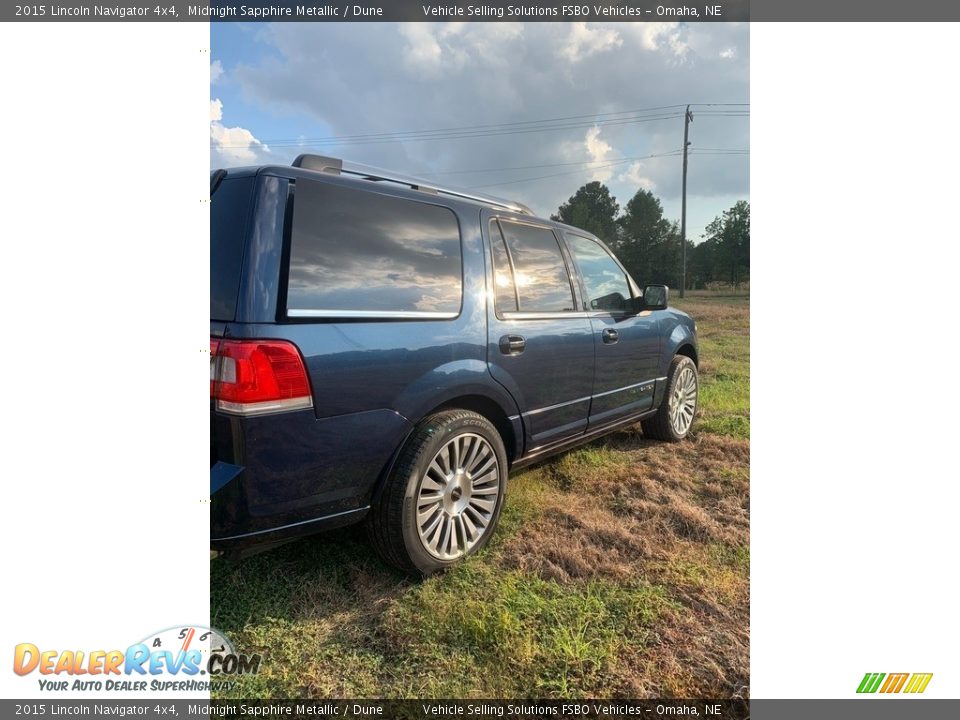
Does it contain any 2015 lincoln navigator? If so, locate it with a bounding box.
[210,155,699,574]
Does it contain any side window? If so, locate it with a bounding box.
[498,220,575,313]
[286,180,463,316]
[565,234,632,312]
[488,219,518,313]
[210,175,255,321]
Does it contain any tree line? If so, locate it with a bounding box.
[550,181,750,291]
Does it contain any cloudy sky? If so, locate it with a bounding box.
[211,22,748,242]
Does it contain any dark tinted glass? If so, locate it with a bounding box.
[288,181,462,315]
[565,234,631,312]
[210,175,255,321]
[498,220,574,312]
[488,219,518,313]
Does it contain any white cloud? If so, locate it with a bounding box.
[210,59,224,83]
[618,162,656,190]
[720,47,737,60]
[398,23,524,76]
[439,22,465,39]
[560,23,621,63]
[210,98,268,166]
[399,24,445,75]
[584,126,616,182]
[227,22,748,221]
[628,23,690,60]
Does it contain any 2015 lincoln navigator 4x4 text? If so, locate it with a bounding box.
[210,155,699,574]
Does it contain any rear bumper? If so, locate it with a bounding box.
[210,496,369,551]
[210,407,412,551]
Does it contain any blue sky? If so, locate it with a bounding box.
[211,22,749,242]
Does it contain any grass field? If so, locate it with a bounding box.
[211,292,749,699]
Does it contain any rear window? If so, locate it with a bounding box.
[210,175,255,321]
[286,180,463,317]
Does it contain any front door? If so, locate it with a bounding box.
[562,232,662,428]
[483,213,595,450]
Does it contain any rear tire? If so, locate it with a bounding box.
[642,355,699,442]
[367,409,508,575]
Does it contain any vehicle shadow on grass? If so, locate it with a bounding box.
[210,424,715,637]
[207,430,645,678]
[211,524,409,637]
[210,427,658,637]
[210,425,748,698]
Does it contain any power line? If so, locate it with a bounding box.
[419,152,693,177]
[690,147,749,152]
[406,148,744,186]
[465,152,685,189]
[216,111,689,149]
[258,103,693,144]
[213,103,750,149]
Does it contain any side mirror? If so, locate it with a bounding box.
[641,284,669,310]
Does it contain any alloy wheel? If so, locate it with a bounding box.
[669,365,698,435]
[415,433,500,560]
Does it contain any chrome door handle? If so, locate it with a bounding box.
[499,335,526,355]
[602,328,619,344]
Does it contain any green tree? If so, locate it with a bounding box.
[616,189,678,287]
[701,200,750,287]
[688,235,720,289]
[551,181,619,245]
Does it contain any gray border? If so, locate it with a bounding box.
[1,700,958,717]
[6,2,749,22]
[9,0,960,23]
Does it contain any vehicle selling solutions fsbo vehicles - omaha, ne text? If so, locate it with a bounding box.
[210,155,699,574]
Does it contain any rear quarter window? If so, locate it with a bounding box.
[210,175,255,321]
[286,180,463,317]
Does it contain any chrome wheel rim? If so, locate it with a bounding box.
[416,432,500,561]
[669,365,698,435]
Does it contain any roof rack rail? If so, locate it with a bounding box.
[291,154,534,216]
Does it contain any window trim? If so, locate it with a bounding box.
[488,218,520,315]
[287,309,460,319]
[280,178,465,321]
[492,216,579,319]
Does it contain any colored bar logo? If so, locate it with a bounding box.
[857,672,933,694]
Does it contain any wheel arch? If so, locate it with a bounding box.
[367,391,521,508]
[675,343,698,367]
[431,394,518,463]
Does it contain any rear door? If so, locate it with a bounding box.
[483,213,595,450]
[562,232,661,428]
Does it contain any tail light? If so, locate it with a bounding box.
[210,339,313,416]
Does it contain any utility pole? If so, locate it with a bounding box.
[680,105,693,298]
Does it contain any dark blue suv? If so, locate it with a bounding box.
[211,155,699,574]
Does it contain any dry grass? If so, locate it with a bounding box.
[211,294,750,699]
[497,431,749,696]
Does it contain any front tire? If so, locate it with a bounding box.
[367,409,508,575]
[642,355,699,441]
